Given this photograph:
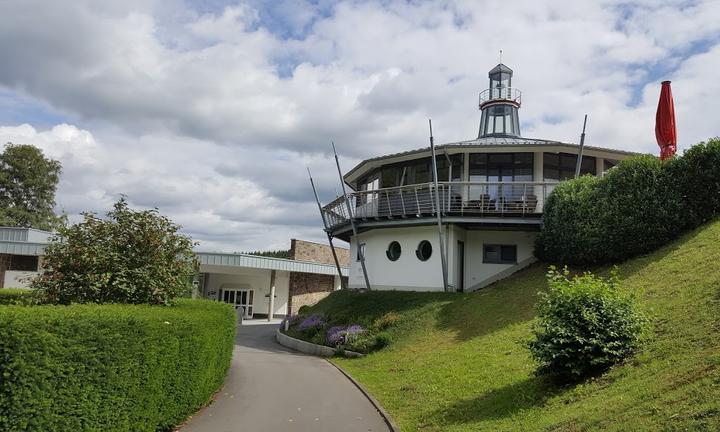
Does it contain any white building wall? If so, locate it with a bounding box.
[349,225,537,292]
[463,230,537,290]
[201,265,289,316]
[349,226,444,291]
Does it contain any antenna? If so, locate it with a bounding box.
[499,49,503,64]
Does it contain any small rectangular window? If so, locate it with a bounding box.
[483,244,517,264]
[356,243,366,261]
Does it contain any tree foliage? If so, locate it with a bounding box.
[32,198,198,305]
[0,143,65,230]
[528,267,646,381]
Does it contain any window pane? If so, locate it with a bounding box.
[501,246,517,263]
[484,245,500,263]
[381,167,399,188]
[544,168,559,180]
[493,115,504,134]
[489,154,512,165]
[544,153,559,166]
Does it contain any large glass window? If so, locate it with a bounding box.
[469,153,534,182]
[377,154,463,188]
[543,152,596,181]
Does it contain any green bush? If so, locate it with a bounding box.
[0,289,35,305]
[665,139,720,228]
[371,311,402,331]
[528,267,646,381]
[32,198,198,305]
[0,299,235,431]
[537,139,720,265]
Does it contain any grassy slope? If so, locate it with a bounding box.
[311,220,720,431]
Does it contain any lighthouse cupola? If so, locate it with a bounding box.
[478,63,522,138]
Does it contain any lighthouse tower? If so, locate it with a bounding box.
[478,64,522,138]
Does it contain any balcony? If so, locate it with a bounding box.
[321,181,556,232]
[478,87,522,107]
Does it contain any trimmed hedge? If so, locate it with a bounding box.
[0,299,236,432]
[0,289,35,305]
[537,138,720,265]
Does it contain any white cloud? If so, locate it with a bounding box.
[0,0,718,251]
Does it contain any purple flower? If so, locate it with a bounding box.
[344,324,365,344]
[325,324,365,346]
[297,314,326,331]
[326,326,347,346]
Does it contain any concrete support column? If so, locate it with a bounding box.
[268,270,276,321]
[533,151,545,213]
[596,157,605,177]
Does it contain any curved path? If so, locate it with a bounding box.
[181,320,390,432]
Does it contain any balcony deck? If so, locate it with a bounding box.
[321,181,556,235]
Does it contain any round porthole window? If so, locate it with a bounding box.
[386,241,402,261]
[416,240,433,261]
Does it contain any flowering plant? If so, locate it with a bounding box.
[325,324,365,346]
[297,314,326,331]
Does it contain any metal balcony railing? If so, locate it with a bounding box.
[321,181,556,231]
[478,87,522,106]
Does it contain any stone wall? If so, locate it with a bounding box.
[0,254,11,289]
[287,272,335,315]
[290,239,349,266]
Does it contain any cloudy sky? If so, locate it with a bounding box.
[1,0,719,252]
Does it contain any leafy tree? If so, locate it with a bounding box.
[33,198,198,305]
[0,143,65,230]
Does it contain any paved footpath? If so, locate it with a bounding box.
[181,320,391,432]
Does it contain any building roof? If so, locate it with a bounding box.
[0,227,54,256]
[0,226,347,277]
[489,63,513,75]
[198,252,348,277]
[344,135,640,184]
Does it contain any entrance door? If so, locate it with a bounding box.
[221,289,254,318]
[456,241,465,292]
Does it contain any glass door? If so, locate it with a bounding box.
[220,289,254,318]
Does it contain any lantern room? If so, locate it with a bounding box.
[478,63,522,138]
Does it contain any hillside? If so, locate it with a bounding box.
[307,220,720,431]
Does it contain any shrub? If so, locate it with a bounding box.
[0,289,35,305]
[537,139,720,265]
[665,138,720,228]
[0,299,235,432]
[372,311,402,331]
[528,267,646,381]
[32,198,198,305]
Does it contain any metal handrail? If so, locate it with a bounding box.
[320,181,557,231]
[478,87,522,106]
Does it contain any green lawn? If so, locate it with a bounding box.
[311,220,720,431]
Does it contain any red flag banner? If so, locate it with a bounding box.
[655,80,677,160]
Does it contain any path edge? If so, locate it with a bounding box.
[275,328,363,358]
[325,360,400,432]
